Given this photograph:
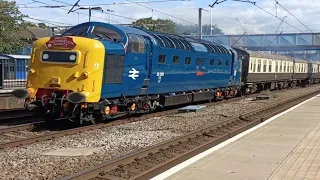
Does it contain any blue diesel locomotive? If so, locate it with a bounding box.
[12,22,317,124]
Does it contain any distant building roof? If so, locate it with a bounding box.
[20,27,50,40]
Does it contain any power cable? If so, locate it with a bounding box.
[24,18,62,26]
[30,0,122,23]
[12,0,189,8]
[53,0,190,7]
[24,16,74,26]
[126,0,197,25]
[49,0,138,21]
[274,0,313,33]
[253,3,305,33]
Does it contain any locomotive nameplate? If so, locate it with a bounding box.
[45,36,77,49]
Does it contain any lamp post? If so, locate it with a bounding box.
[209,5,213,35]
[106,9,114,24]
[208,1,218,36]
[72,7,103,22]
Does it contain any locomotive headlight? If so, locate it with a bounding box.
[42,53,49,60]
[69,55,76,61]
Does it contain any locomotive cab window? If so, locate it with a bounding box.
[185,57,191,65]
[218,60,222,66]
[41,51,77,63]
[173,56,179,64]
[62,25,89,37]
[92,26,123,42]
[128,34,146,53]
[158,55,166,64]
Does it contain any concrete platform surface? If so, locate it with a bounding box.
[153,95,320,180]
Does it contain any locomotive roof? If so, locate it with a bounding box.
[115,24,232,53]
[65,22,232,54]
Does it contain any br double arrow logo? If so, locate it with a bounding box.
[129,68,139,80]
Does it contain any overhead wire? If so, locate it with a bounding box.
[12,0,189,8]
[52,0,189,7]
[125,0,197,25]
[252,3,305,33]
[24,16,74,26]
[30,0,123,24]
[274,0,314,33]
[48,0,138,21]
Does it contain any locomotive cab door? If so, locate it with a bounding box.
[142,36,153,93]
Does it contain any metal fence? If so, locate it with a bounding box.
[0,54,30,90]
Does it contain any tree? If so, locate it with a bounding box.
[38,23,47,28]
[132,17,177,34]
[0,0,28,54]
[202,24,224,35]
[26,22,37,27]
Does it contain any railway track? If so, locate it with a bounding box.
[0,91,256,149]
[57,89,320,180]
[0,86,314,150]
[0,108,35,126]
[0,86,315,150]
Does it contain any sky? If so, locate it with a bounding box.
[12,0,320,35]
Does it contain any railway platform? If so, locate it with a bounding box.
[152,94,320,180]
[0,93,24,109]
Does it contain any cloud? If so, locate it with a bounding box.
[15,0,320,34]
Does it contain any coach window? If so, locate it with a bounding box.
[283,62,286,72]
[250,59,253,71]
[158,54,166,64]
[185,57,191,65]
[210,59,214,66]
[299,64,301,72]
[275,61,278,72]
[218,60,222,66]
[269,60,272,72]
[225,60,230,66]
[253,59,256,72]
[257,59,261,72]
[173,56,179,64]
[263,60,267,72]
[279,61,282,72]
[287,62,289,72]
[92,26,123,42]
